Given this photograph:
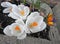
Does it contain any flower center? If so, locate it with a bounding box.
[15,26,20,31]
[20,10,25,16]
[29,22,38,28]
[10,8,12,12]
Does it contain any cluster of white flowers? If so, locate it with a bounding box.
[1,2,46,40]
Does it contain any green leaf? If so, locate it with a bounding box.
[21,0,26,4]
[34,0,40,9]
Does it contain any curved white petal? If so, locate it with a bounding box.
[15,19,24,25]
[29,27,41,33]
[33,16,44,25]
[8,12,21,19]
[39,22,46,31]
[27,12,40,19]
[24,25,31,33]
[1,2,12,7]
[3,25,13,36]
[7,5,21,19]
[18,4,25,10]
[17,31,26,39]
[12,5,21,19]
[13,4,23,12]
[3,7,12,13]
[24,6,30,16]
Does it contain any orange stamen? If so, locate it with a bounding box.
[10,8,12,12]
[32,22,38,26]
[30,22,38,28]
[20,10,25,16]
[15,26,20,31]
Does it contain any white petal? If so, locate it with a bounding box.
[39,22,46,31]
[8,12,21,19]
[7,5,21,19]
[18,4,25,10]
[12,5,20,14]
[15,19,24,25]
[27,12,40,19]
[3,7,11,13]
[29,27,41,33]
[12,5,21,19]
[3,25,13,36]
[1,2,12,7]
[24,6,30,16]
[17,32,26,39]
[24,25,31,33]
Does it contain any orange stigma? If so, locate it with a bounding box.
[30,22,38,28]
[20,10,25,16]
[10,8,12,12]
[15,26,20,31]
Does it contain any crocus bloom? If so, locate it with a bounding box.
[11,4,30,20]
[26,12,46,33]
[47,13,54,26]
[1,2,13,13]
[1,2,21,19]
[3,19,27,39]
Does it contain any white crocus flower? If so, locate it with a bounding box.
[3,19,27,39]
[26,12,46,33]
[1,2,21,19]
[12,4,30,20]
[1,2,14,13]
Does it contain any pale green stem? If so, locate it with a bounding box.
[23,0,26,4]
[31,0,35,11]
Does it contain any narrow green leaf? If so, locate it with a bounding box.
[34,0,41,9]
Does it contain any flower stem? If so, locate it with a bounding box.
[31,0,35,11]
[23,0,26,4]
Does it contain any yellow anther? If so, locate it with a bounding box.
[20,10,25,16]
